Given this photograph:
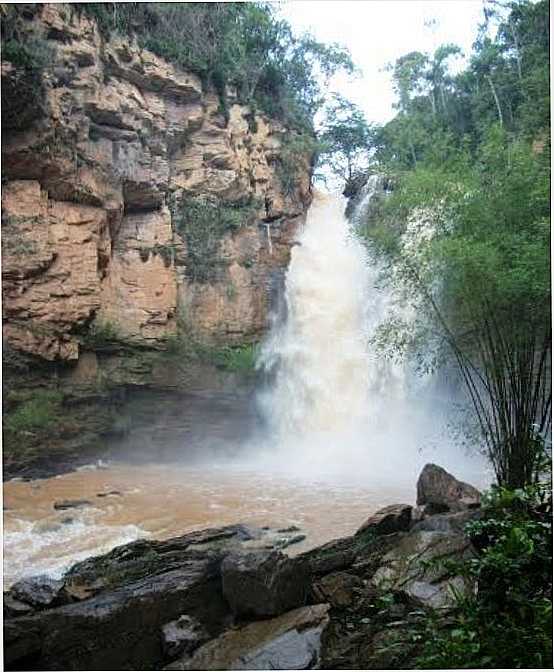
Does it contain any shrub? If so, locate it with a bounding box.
[276,133,319,195]
[211,344,259,372]
[171,195,260,283]
[81,320,122,348]
[4,389,63,434]
[415,481,553,669]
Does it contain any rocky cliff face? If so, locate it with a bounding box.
[1,4,311,364]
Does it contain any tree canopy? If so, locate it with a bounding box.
[362,0,551,489]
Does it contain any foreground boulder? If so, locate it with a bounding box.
[222,550,311,618]
[372,529,474,609]
[4,525,288,671]
[8,575,69,610]
[162,615,210,660]
[356,503,412,536]
[417,463,481,512]
[164,604,331,671]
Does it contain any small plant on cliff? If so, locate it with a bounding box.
[1,8,52,131]
[82,320,122,349]
[275,133,320,195]
[4,389,64,434]
[171,195,260,283]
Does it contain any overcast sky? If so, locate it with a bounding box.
[280,0,485,125]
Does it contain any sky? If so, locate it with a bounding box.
[280,0,485,125]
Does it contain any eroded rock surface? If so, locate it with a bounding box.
[222,550,311,618]
[356,503,412,536]
[2,4,311,363]
[165,605,331,671]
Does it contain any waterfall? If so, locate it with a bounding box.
[255,183,489,487]
[258,191,371,438]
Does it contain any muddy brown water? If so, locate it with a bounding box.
[3,387,489,588]
[3,461,414,588]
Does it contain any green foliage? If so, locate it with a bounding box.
[364,0,550,490]
[4,389,64,434]
[171,195,260,283]
[276,133,319,195]
[415,482,552,669]
[365,124,551,488]
[162,331,258,374]
[318,94,373,183]
[82,321,122,349]
[211,343,259,372]
[0,6,52,131]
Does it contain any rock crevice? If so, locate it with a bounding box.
[2,4,312,362]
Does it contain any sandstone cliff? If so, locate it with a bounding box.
[1,4,312,364]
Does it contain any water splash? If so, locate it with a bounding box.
[255,184,489,487]
[257,191,371,437]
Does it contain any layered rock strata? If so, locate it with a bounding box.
[2,4,311,363]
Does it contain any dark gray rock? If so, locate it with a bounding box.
[411,509,482,534]
[9,575,68,609]
[356,504,412,536]
[312,571,362,609]
[372,529,475,609]
[4,525,260,671]
[417,464,480,512]
[4,595,34,618]
[53,498,93,510]
[221,550,311,618]
[164,604,330,671]
[161,614,210,660]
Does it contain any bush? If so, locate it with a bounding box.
[81,320,122,348]
[276,133,319,195]
[415,482,553,669]
[161,332,258,374]
[171,196,260,283]
[211,344,259,372]
[4,389,63,434]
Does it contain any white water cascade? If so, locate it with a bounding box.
[256,182,489,488]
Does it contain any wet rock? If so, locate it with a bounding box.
[356,504,412,536]
[241,527,307,552]
[161,615,210,660]
[9,575,68,609]
[164,604,330,671]
[64,525,259,600]
[312,572,362,609]
[4,525,263,671]
[411,509,482,534]
[222,550,311,618]
[53,498,93,510]
[372,529,474,609]
[4,595,34,618]
[303,537,356,576]
[403,576,467,609]
[417,464,480,512]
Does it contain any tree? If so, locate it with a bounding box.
[318,94,373,183]
[365,127,550,489]
[363,0,550,488]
